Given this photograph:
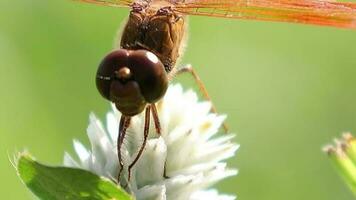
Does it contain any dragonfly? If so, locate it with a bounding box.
[74,0,356,184]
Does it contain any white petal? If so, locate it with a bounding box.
[106,112,119,143]
[206,134,236,148]
[195,163,238,188]
[136,185,167,200]
[183,89,199,105]
[135,137,167,188]
[63,152,79,167]
[73,140,90,163]
[162,174,203,200]
[87,113,116,175]
[166,130,198,171]
[193,102,212,117]
[199,114,227,140]
[163,164,236,199]
[196,143,239,164]
[169,162,220,177]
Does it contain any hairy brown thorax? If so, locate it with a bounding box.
[120,3,186,72]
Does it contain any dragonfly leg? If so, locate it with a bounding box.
[169,64,228,133]
[151,104,161,136]
[151,103,170,178]
[128,105,151,181]
[163,159,169,178]
[117,116,131,183]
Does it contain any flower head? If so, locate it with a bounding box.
[64,84,239,200]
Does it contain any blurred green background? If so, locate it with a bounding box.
[1,0,356,199]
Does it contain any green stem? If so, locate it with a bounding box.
[329,150,356,195]
[345,137,356,166]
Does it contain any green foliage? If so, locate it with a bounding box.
[17,153,132,200]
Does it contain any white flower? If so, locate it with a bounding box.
[64,84,239,200]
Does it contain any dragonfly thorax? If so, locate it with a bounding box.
[120,6,187,72]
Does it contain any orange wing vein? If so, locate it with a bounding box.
[173,0,356,29]
[72,0,133,8]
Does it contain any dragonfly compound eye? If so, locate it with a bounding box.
[96,49,168,116]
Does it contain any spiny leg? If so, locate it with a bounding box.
[151,103,169,178]
[151,104,161,135]
[128,105,151,181]
[163,159,169,179]
[117,116,125,182]
[169,64,228,132]
[117,115,131,182]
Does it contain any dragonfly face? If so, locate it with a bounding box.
[96,49,168,116]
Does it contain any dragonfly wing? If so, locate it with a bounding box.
[73,0,134,8]
[173,0,356,29]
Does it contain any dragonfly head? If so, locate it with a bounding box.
[96,49,168,116]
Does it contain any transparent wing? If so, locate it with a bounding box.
[173,0,356,29]
[73,0,134,8]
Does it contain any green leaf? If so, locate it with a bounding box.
[16,153,133,200]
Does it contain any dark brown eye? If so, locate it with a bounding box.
[128,50,168,103]
[96,49,129,100]
[96,49,168,116]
